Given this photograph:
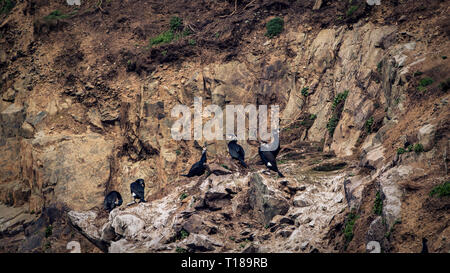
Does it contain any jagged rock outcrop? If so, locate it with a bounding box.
[67,158,353,253]
[0,0,449,253]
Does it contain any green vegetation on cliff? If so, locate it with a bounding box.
[265,17,284,38]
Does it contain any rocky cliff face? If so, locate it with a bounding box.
[0,0,449,253]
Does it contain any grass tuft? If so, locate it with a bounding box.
[265,17,284,38]
[344,211,358,245]
[346,5,359,17]
[429,181,450,198]
[0,0,14,14]
[373,191,383,216]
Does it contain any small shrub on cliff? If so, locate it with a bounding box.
[180,230,189,239]
[176,247,187,253]
[406,144,414,152]
[265,17,284,38]
[344,211,358,245]
[301,87,309,97]
[182,28,192,37]
[419,78,434,86]
[365,117,374,133]
[0,0,14,14]
[150,30,174,46]
[331,90,349,111]
[43,241,51,251]
[326,115,339,136]
[373,191,383,216]
[397,143,423,155]
[429,181,450,198]
[176,229,189,241]
[327,90,349,136]
[180,193,188,200]
[188,39,196,46]
[413,143,424,153]
[377,62,382,73]
[417,77,434,92]
[45,225,53,238]
[170,16,183,32]
[148,16,191,48]
[43,10,76,21]
[346,5,359,17]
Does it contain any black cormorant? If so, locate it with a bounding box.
[130,178,146,203]
[181,147,207,177]
[227,135,247,168]
[258,143,284,177]
[104,191,123,212]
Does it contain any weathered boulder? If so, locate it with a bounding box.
[379,165,414,227]
[293,195,311,208]
[183,234,223,252]
[0,104,25,138]
[67,210,102,241]
[360,144,385,170]
[417,124,436,152]
[367,216,385,242]
[111,214,145,239]
[181,214,204,234]
[248,174,289,225]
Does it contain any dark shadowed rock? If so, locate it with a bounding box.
[0,104,25,138]
[182,214,204,234]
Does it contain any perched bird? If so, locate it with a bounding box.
[227,134,247,168]
[421,238,429,253]
[181,146,207,177]
[103,191,123,212]
[130,179,146,204]
[259,141,284,177]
